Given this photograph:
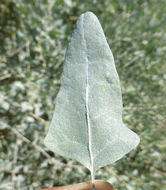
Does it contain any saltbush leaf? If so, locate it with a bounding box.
[45,12,140,176]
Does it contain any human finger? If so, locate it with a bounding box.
[39,180,113,190]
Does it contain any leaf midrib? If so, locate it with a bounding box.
[82,14,94,174]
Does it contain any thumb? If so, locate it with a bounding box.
[39,180,113,190]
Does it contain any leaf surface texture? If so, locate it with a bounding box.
[45,12,140,173]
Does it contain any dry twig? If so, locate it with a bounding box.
[0,74,11,81]
[11,139,19,190]
[11,127,77,168]
[11,128,51,159]
[0,94,46,124]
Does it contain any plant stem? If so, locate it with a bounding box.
[91,170,95,188]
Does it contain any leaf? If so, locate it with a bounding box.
[44,11,140,178]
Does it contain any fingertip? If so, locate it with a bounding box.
[95,180,114,190]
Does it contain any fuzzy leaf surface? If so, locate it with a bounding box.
[44,12,140,173]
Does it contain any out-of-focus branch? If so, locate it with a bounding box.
[11,128,51,159]
[11,128,77,168]
[9,40,30,57]
[0,94,46,124]
[0,74,11,81]
[11,139,19,190]
[106,167,127,186]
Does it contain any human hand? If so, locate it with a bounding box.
[39,180,113,190]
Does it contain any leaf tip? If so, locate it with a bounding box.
[79,11,97,21]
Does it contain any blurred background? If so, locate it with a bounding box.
[0,0,166,189]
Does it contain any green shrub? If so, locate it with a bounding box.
[0,0,166,189]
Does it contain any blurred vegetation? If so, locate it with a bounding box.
[0,0,166,189]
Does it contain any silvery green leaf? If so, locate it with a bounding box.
[45,12,140,175]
